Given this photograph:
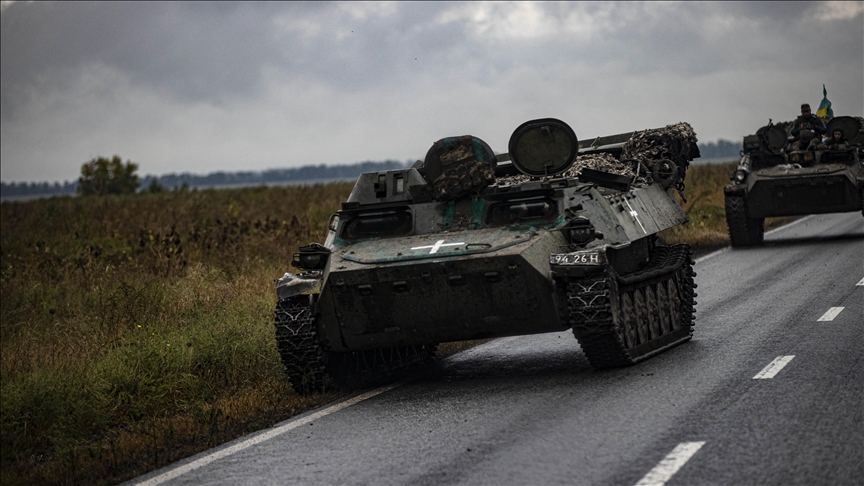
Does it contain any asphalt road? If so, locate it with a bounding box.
[133,211,864,486]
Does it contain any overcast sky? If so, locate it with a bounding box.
[2,1,862,183]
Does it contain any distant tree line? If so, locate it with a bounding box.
[1,159,412,198]
[0,180,79,197]
[139,160,411,191]
[3,140,743,198]
[697,139,740,159]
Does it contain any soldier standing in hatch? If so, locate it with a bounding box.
[822,129,848,151]
[790,103,826,150]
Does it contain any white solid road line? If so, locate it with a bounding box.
[753,356,795,379]
[694,215,815,265]
[134,382,404,486]
[763,214,814,236]
[693,247,729,264]
[817,307,845,321]
[857,277,864,286]
[134,336,523,485]
[130,214,835,486]
[634,441,706,486]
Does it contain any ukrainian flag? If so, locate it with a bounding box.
[816,84,833,118]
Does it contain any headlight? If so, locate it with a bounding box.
[292,243,331,270]
[564,217,596,246]
[734,169,747,183]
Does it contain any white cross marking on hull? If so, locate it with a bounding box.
[411,239,465,254]
[624,199,647,234]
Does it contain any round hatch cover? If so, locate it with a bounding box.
[756,124,788,152]
[508,118,578,177]
[825,116,860,142]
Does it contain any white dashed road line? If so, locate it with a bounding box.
[134,382,404,486]
[753,356,795,379]
[634,441,706,486]
[817,307,844,321]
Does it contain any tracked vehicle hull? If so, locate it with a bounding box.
[318,247,563,350]
[726,117,864,246]
[274,119,701,393]
[726,163,861,219]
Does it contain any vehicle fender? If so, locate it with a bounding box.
[724,184,747,196]
[275,272,322,300]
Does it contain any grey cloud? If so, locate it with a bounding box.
[2,2,304,119]
[267,3,478,93]
[1,2,472,120]
[1,1,861,182]
[5,1,857,112]
[566,2,860,77]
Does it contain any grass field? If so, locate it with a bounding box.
[658,162,797,251]
[0,162,790,485]
[0,184,353,485]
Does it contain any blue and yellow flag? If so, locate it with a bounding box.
[816,84,833,118]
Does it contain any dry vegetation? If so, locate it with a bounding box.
[660,162,797,252]
[1,184,352,485]
[1,163,788,485]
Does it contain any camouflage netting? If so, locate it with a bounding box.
[495,122,698,193]
[496,153,641,186]
[621,122,698,191]
[432,160,496,200]
[426,136,497,201]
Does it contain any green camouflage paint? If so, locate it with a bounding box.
[471,198,487,228]
[443,201,455,227]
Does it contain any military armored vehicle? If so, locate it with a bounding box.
[725,116,864,246]
[274,119,700,393]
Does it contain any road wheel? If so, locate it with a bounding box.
[620,292,638,349]
[667,278,682,331]
[725,195,764,246]
[646,284,661,340]
[327,344,438,389]
[275,295,437,393]
[633,288,650,345]
[657,281,673,335]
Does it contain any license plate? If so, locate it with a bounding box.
[550,251,604,265]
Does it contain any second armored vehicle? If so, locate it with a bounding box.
[725,116,864,246]
[275,119,700,393]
